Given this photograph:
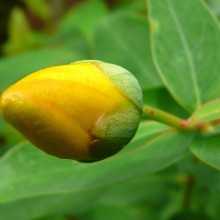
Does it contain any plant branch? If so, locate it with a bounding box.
[143,105,217,132]
[143,105,196,131]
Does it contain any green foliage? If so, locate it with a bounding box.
[190,99,220,124]
[59,0,108,42]
[23,0,52,21]
[0,0,220,219]
[191,135,220,170]
[93,12,162,89]
[3,7,41,54]
[148,0,220,112]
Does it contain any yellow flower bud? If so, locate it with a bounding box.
[0,60,143,162]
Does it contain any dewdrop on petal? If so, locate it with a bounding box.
[0,60,143,162]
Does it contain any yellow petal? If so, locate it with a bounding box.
[0,62,126,160]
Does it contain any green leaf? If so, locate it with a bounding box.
[80,204,139,220]
[99,173,173,205]
[0,188,104,220]
[23,0,51,21]
[59,0,108,41]
[113,0,147,14]
[148,0,220,112]
[0,115,23,156]
[0,48,84,93]
[93,12,162,89]
[3,7,43,54]
[208,0,220,18]
[190,99,220,124]
[191,135,220,170]
[0,122,193,203]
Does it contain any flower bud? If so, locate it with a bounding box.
[0,60,143,162]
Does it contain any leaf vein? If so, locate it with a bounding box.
[167,0,201,109]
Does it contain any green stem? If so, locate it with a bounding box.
[181,174,195,211]
[143,105,196,131]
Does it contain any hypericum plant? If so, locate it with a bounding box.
[1,54,220,164]
[1,0,220,167]
[0,0,220,219]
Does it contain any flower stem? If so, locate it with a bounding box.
[143,105,195,131]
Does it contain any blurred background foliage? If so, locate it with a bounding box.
[0,0,220,219]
